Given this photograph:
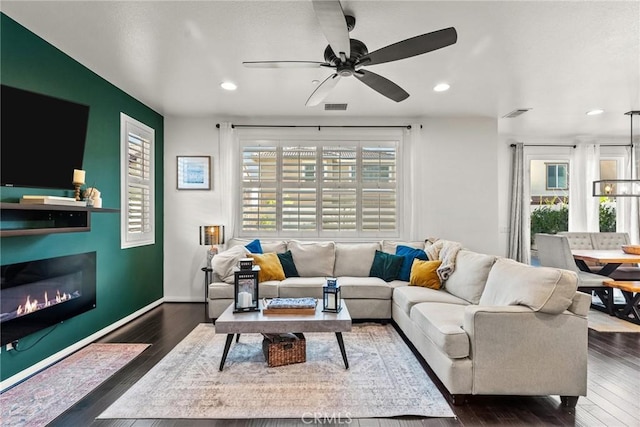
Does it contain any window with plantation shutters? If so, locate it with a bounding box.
[240,138,398,237]
[121,113,155,248]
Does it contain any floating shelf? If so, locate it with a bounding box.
[0,202,119,237]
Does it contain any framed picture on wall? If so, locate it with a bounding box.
[177,156,211,190]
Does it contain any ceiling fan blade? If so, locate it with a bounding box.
[354,70,409,102]
[306,73,341,106]
[356,27,457,67]
[243,61,329,68]
[312,0,350,59]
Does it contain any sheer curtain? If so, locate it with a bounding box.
[619,145,640,244]
[569,143,600,231]
[217,123,237,239]
[403,124,422,240]
[508,143,528,263]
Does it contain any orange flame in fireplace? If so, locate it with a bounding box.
[16,290,73,317]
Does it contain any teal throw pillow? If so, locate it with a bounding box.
[245,239,263,254]
[396,245,428,281]
[369,250,404,282]
[277,250,300,277]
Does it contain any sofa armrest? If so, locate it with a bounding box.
[463,305,588,396]
[567,291,591,316]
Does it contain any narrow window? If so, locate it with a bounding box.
[121,113,155,248]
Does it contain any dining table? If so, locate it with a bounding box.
[572,249,640,322]
[571,249,640,276]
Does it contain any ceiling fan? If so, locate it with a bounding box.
[243,0,457,106]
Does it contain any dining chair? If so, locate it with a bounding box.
[591,232,631,250]
[535,233,614,312]
[558,232,595,250]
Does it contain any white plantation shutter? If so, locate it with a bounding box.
[362,146,397,231]
[121,113,155,248]
[240,138,398,237]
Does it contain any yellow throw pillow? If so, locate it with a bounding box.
[409,259,442,289]
[249,253,285,282]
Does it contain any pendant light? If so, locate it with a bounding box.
[593,111,640,197]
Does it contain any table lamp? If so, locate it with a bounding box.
[200,225,225,268]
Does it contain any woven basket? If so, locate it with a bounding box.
[262,333,306,367]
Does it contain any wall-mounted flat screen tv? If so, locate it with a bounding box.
[1,84,90,189]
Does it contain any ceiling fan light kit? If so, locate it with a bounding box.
[243,0,457,107]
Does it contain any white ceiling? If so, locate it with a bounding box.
[2,1,639,139]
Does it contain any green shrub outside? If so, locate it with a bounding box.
[530,201,616,243]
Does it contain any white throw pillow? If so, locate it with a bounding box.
[444,250,495,304]
[479,258,577,314]
[212,245,250,284]
[288,240,336,277]
[226,238,288,254]
[333,242,380,277]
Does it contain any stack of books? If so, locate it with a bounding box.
[19,195,86,207]
[262,297,317,315]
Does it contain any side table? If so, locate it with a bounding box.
[201,267,213,315]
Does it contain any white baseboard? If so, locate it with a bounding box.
[0,298,164,393]
[163,296,206,303]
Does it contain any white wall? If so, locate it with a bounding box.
[416,117,501,255]
[163,115,503,301]
[163,116,223,302]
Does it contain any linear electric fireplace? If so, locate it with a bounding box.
[1,252,96,346]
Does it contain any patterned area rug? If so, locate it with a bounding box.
[99,323,454,420]
[1,343,150,427]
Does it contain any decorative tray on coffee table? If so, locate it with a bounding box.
[621,245,640,255]
[262,297,317,315]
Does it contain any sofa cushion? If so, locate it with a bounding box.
[444,250,496,304]
[479,258,578,314]
[245,239,263,254]
[411,302,470,359]
[381,240,425,254]
[212,245,249,284]
[369,250,404,282]
[227,238,288,254]
[278,277,327,298]
[396,245,428,281]
[248,253,285,282]
[333,242,380,277]
[336,276,392,299]
[277,250,300,277]
[393,285,468,317]
[208,281,279,299]
[409,259,442,289]
[288,241,336,277]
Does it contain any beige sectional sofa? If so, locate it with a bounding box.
[208,238,590,407]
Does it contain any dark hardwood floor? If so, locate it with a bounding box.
[46,303,639,427]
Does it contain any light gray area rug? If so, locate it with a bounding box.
[99,323,455,420]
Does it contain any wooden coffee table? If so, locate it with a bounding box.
[215,299,352,371]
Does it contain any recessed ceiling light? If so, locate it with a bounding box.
[586,109,604,115]
[220,81,237,91]
[312,79,320,85]
[433,83,450,92]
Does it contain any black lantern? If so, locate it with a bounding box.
[322,280,342,313]
[233,266,260,312]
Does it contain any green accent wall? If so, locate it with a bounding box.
[0,13,164,381]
